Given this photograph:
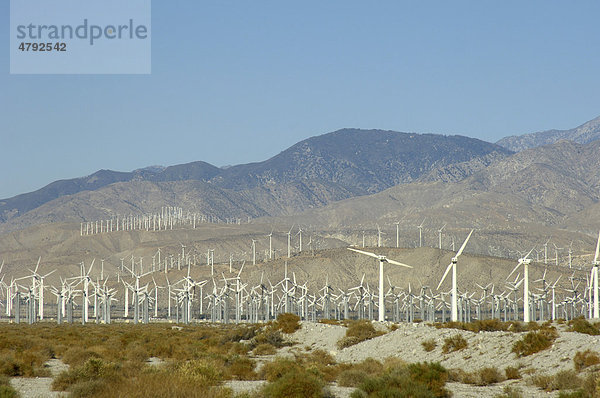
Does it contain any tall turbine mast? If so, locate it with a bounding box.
[436,229,474,322]
[347,247,413,322]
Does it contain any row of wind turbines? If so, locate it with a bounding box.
[2,228,599,325]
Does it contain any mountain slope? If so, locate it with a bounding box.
[497,115,600,151]
[0,161,220,223]
[0,129,511,231]
[274,139,600,253]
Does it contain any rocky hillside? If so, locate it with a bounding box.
[497,115,600,151]
[0,129,511,232]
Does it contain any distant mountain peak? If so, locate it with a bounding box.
[497,115,600,152]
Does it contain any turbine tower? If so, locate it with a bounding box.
[506,249,534,322]
[436,229,474,322]
[438,224,446,250]
[347,247,413,322]
[590,231,600,318]
[417,219,425,248]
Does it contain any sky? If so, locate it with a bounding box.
[2,1,600,199]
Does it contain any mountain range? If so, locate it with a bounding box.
[0,129,511,232]
[497,115,600,151]
[1,115,599,242]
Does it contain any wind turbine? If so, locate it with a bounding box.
[287,225,294,258]
[589,231,600,318]
[347,247,413,322]
[436,229,474,322]
[417,218,425,248]
[394,221,400,248]
[506,248,534,322]
[267,230,273,260]
[376,224,384,248]
[438,224,446,250]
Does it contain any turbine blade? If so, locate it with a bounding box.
[506,260,523,281]
[347,247,380,259]
[455,229,474,257]
[386,258,413,268]
[437,263,453,291]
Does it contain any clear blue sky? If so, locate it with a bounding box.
[2,1,600,199]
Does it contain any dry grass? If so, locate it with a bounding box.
[512,326,558,357]
[504,366,522,380]
[573,350,600,372]
[274,313,301,334]
[253,343,277,356]
[569,317,600,336]
[532,370,583,392]
[421,338,436,352]
[441,334,467,354]
[337,320,385,349]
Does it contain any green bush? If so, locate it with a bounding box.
[574,350,600,372]
[512,327,558,357]
[442,334,467,354]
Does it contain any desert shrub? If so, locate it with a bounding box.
[337,368,372,387]
[61,347,103,366]
[251,328,285,349]
[477,367,503,385]
[337,320,385,349]
[408,362,449,396]
[437,319,529,333]
[0,350,50,377]
[226,355,257,380]
[422,339,437,352]
[274,313,301,334]
[512,327,558,357]
[262,369,325,398]
[494,386,523,398]
[569,318,600,336]
[442,334,467,353]
[351,362,449,398]
[51,357,124,395]
[574,350,600,372]
[504,366,521,380]
[448,368,476,384]
[294,349,339,382]
[558,391,588,398]
[318,319,341,326]
[260,357,303,382]
[0,375,18,398]
[253,343,277,356]
[532,370,583,392]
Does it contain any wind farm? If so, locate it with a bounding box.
[4,1,600,393]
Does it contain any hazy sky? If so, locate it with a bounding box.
[2,1,600,199]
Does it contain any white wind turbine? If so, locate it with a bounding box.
[394,221,400,248]
[347,247,413,322]
[287,225,294,258]
[376,224,384,248]
[438,224,446,250]
[436,229,474,322]
[417,218,425,248]
[589,231,600,318]
[506,248,534,322]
